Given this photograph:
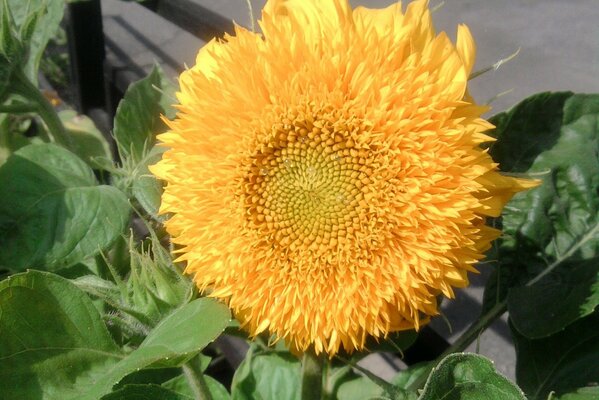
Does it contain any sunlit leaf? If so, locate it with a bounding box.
[231,347,301,400]
[418,353,525,400]
[0,143,130,271]
[113,66,172,165]
[0,270,123,400]
[81,298,231,400]
[483,93,599,332]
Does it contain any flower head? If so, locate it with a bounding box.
[151,0,534,355]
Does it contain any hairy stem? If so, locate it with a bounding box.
[0,101,38,114]
[12,69,73,150]
[301,351,324,400]
[182,359,213,400]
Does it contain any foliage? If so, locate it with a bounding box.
[0,0,598,399]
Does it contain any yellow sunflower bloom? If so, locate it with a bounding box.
[151,0,535,355]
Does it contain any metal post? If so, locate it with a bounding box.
[65,0,106,114]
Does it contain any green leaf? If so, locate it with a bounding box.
[112,67,174,217]
[0,0,63,96]
[508,258,599,338]
[0,0,21,101]
[418,353,526,400]
[0,270,123,400]
[323,364,407,400]
[132,146,166,219]
[556,387,599,400]
[335,376,385,400]
[163,374,231,400]
[6,0,64,83]
[113,66,172,165]
[0,143,130,271]
[483,92,599,327]
[59,109,112,167]
[101,384,192,400]
[488,92,574,172]
[231,347,301,400]
[492,90,599,269]
[512,312,599,399]
[392,362,432,391]
[82,298,231,400]
[116,367,183,389]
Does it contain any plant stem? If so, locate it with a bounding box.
[11,69,73,150]
[0,102,38,114]
[301,351,324,400]
[526,223,599,286]
[182,360,213,400]
[406,300,508,392]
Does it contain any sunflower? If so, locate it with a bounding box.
[151,0,535,355]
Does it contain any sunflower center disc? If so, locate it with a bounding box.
[243,110,376,254]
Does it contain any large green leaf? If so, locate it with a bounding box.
[162,374,231,400]
[482,93,599,330]
[512,312,599,400]
[231,347,301,400]
[81,298,231,400]
[59,109,112,167]
[0,270,123,400]
[488,92,573,172]
[557,387,599,400]
[508,258,599,338]
[418,353,525,400]
[113,65,173,165]
[322,364,417,400]
[101,384,192,400]
[499,93,599,258]
[0,143,130,271]
[332,361,432,400]
[335,376,386,400]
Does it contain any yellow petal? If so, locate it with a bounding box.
[456,24,476,76]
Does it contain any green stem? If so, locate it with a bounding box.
[0,101,38,114]
[11,69,73,150]
[182,360,213,400]
[406,300,508,392]
[301,351,324,400]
